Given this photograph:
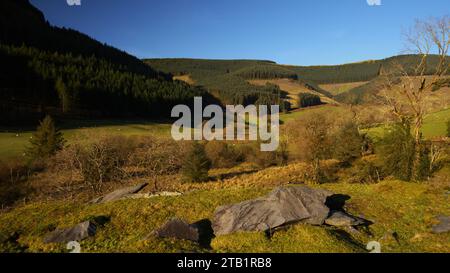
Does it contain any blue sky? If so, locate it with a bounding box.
[30,0,449,65]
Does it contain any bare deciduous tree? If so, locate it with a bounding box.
[381,15,449,180]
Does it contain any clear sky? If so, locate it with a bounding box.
[30,0,449,66]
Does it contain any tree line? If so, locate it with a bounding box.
[0,45,210,124]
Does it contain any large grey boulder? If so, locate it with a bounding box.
[432,215,450,234]
[89,182,148,204]
[154,218,199,242]
[212,186,333,235]
[44,221,96,243]
[325,211,366,227]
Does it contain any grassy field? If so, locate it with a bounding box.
[422,108,450,138]
[365,108,450,140]
[1,106,448,160]
[0,120,171,160]
[0,162,448,253]
[319,81,368,95]
[280,104,349,123]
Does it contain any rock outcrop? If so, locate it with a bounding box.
[89,182,148,204]
[44,221,97,243]
[325,211,366,227]
[432,215,450,234]
[212,186,333,235]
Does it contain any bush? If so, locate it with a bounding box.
[289,114,332,183]
[245,140,289,168]
[298,93,322,108]
[182,142,211,182]
[128,137,185,190]
[378,123,414,180]
[0,159,32,208]
[250,148,278,168]
[205,141,243,168]
[70,136,135,192]
[333,121,364,166]
[26,115,65,160]
[378,122,430,181]
[346,158,382,184]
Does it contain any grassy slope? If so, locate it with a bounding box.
[0,163,448,253]
[249,79,338,106]
[319,81,368,96]
[280,105,346,123]
[365,108,450,140]
[421,108,450,138]
[0,121,171,160]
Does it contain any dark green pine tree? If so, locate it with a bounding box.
[27,115,65,159]
[182,142,212,182]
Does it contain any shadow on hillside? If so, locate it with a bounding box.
[326,229,368,252]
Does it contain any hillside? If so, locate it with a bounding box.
[0,0,211,124]
[335,76,450,105]
[1,162,448,253]
[145,55,448,108]
[249,79,337,106]
[145,58,333,106]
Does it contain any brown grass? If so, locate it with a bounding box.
[173,75,195,85]
[319,81,368,95]
[248,78,338,107]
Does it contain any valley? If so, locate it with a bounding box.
[0,0,449,255]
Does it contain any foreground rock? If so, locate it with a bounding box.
[89,182,148,204]
[325,211,366,227]
[44,221,96,243]
[213,186,333,235]
[432,215,450,233]
[154,218,199,242]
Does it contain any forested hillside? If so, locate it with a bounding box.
[0,0,209,124]
[145,58,329,105]
[145,55,448,106]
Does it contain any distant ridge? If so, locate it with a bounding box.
[0,0,211,124]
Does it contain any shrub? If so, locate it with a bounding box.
[70,136,135,192]
[250,148,278,168]
[205,141,243,168]
[26,115,65,160]
[128,137,185,190]
[333,121,364,166]
[346,158,382,184]
[289,114,333,183]
[298,93,322,108]
[378,122,430,181]
[182,142,211,182]
[0,159,32,208]
[245,140,289,168]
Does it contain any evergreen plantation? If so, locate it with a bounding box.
[146,55,449,106]
[0,0,211,124]
[0,45,209,123]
